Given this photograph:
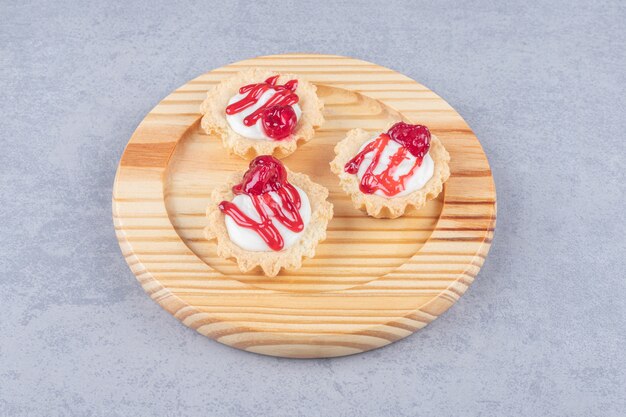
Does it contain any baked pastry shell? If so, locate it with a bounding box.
[330,128,450,219]
[204,170,333,277]
[200,69,325,159]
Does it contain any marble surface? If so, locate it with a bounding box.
[1,1,624,416]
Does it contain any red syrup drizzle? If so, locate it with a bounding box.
[225,75,299,128]
[344,122,431,197]
[218,156,304,251]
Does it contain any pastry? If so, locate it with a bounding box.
[205,155,333,276]
[200,69,324,159]
[330,122,450,219]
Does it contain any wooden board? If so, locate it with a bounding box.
[113,54,496,358]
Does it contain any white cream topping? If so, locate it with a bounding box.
[224,185,311,252]
[356,135,434,198]
[225,89,302,140]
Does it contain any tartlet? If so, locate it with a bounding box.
[330,122,450,219]
[200,69,324,159]
[205,156,333,277]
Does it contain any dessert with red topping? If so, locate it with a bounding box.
[330,122,450,218]
[200,69,324,159]
[205,156,333,276]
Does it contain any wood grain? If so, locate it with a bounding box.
[113,54,496,358]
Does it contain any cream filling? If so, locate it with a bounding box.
[224,185,311,252]
[356,136,434,198]
[225,89,302,140]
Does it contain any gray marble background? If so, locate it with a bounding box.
[1,1,625,416]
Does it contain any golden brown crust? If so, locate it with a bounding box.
[204,170,333,277]
[199,68,324,160]
[330,128,450,219]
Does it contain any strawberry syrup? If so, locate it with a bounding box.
[344,123,431,197]
[225,75,299,127]
[218,156,304,251]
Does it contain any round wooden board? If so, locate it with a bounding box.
[113,54,496,358]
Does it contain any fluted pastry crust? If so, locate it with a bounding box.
[200,69,324,159]
[330,128,450,219]
[205,170,333,277]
